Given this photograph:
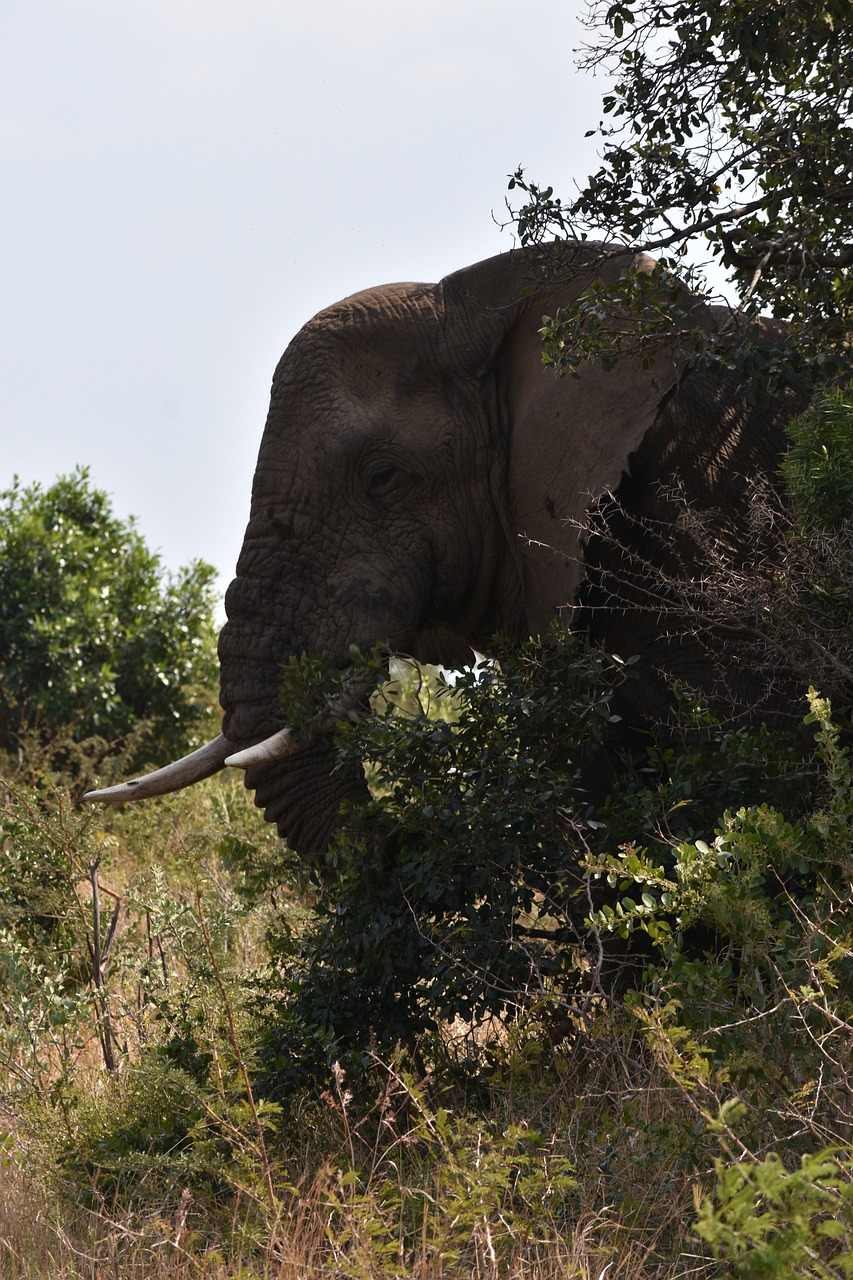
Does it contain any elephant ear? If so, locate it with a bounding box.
[441,244,706,634]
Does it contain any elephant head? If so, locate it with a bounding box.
[86,243,795,857]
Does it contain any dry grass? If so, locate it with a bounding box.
[0,757,723,1280]
[0,1009,719,1280]
[5,678,851,1280]
[0,1157,704,1280]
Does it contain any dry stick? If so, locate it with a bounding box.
[89,854,117,1072]
[195,891,277,1214]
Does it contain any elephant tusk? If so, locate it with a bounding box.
[225,689,370,770]
[84,733,233,804]
[225,725,309,768]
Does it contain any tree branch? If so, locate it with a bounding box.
[720,228,853,270]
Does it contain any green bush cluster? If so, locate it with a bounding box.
[697,1122,853,1280]
[254,633,630,1081]
[782,390,853,530]
[0,467,220,768]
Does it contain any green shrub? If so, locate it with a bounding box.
[782,390,853,530]
[0,468,219,768]
[254,630,630,1082]
[256,633,819,1091]
[697,1119,853,1280]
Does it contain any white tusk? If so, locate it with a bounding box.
[225,725,303,768]
[225,689,369,770]
[84,733,233,804]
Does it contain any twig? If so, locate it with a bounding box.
[89,855,117,1072]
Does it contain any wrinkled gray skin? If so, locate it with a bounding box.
[213,243,803,858]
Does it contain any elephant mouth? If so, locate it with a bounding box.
[81,711,350,808]
[245,735,370,857]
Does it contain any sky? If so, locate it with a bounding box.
[2,0,604,608]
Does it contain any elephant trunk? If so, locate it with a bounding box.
[216,580,395,859]
[84,601,369,836]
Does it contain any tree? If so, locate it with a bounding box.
[509,0,853,388]
[0,468,219,766]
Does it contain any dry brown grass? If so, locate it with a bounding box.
[0,755,721,1280]
[0,1159,705,1280]
[0,1006,719,1280]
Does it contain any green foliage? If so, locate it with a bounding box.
[257,629,632,1082]
[0,467,219,767]
[0,782,90,956]
[782,389,853,528]
[565,693,853,1259]
[729,388,853,705]
[258,633,816,1087]
[509,0,853,387]
[277,644,388,731]
[64,1058,208,1189]
[576,691,853,1276]
[317,1063,579,1278]
[0,925,96,1097]
[697,1139,853,1279]
[0,780,107,1099]
[0,751,608,1278]
[0,650,850,1277]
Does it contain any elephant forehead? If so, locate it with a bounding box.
[276,333,435,404]
[267,339,481,460]
[306,279,442,333]
[271,280,454,398]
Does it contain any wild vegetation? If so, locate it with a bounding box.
[1,389,852,1276]
[0,468,220,771]
[509,0,853,387]
[2,2,853,1275]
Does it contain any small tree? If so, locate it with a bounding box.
[509,0,853,388]
[0,468,219,766]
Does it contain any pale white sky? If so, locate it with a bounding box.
[2,0,602,603]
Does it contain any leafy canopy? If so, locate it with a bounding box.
[510,0,853,386]
[0,467,219,765]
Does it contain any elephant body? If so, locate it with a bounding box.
[89,243,807,857]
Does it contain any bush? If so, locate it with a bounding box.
[253,632,820,1091]
[252,633,624,1080]
[697,1127,853,1280]
[782,390,853,530]
[0,467,219,768]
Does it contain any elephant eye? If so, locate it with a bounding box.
[365,465,404,499]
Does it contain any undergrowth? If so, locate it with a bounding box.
[1,646,852,1278]
[1,393,852,1277]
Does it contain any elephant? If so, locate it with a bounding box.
[86,242,806,858]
